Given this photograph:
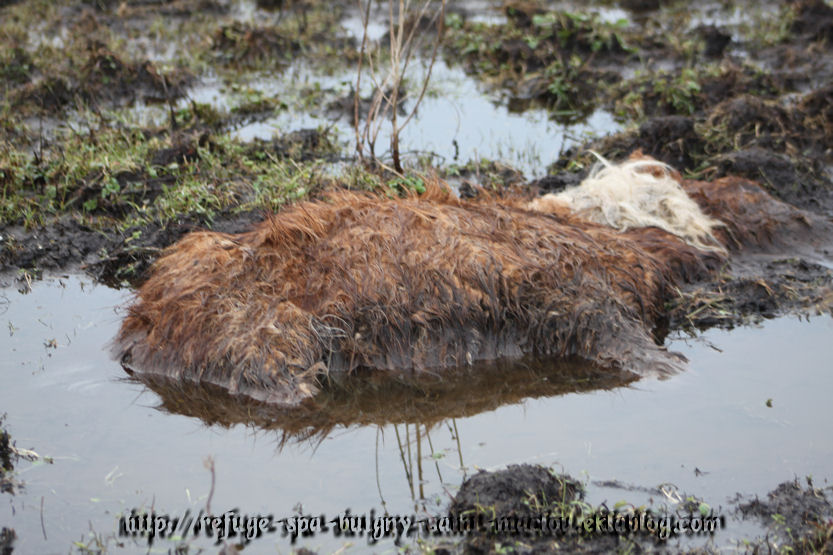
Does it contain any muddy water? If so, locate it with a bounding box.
[121,59,620,179]
[231,59,619,177]
[1,275,832,552]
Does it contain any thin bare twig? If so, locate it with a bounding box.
[354,0,372,160]
[203,455,216,515]
[40,496,47,540]
[353,0,446,173]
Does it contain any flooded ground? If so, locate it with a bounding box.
[1,275,832,552]
[123,59,621,178]
[3,0,833,552]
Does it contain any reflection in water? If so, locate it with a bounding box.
[127,358,636,441]
[128,357,636,511]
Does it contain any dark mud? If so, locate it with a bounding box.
[8,47,193,114]
[426,464,833,554]
[0,208,265,287]
[439,466,697,553]
[1,417,18,555]
[668,256,833,330]
[443,465,634,554]
[738,478,833,552]
[242,128,341,163]
[0,528,14,555]
[212,22,304,67]
[0,416,16,495]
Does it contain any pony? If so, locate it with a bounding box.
[114,154,821,406]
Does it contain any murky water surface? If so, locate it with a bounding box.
[1,275,831,552]
[122,58,620,179]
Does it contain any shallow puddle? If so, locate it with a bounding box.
[1,275,831,552]
[118,56,620,179]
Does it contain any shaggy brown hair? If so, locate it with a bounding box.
[114,157,821,407]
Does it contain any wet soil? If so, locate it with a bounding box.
[7,46,193,115]
[0,528,14,555]
[441,466,663,553]
[0,208,266,287]
[0,418,17,555]
[738,478,833,552]
[435,465,833,554]
[0,417,15,495]
[212,22,304,68]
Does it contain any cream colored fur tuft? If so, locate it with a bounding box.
[530,156,727,254]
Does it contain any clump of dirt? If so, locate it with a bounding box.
[695,25,732,58]
[1,415,21,496]
[616,63,784,121]
[527,170,584,196]
[444,4,631,119]
[111,0,229,17]
[10,77,74,113]
[0,528,15,555]
[0,421,12,480]
[243,128,339,162]
[450,464,583,519]
[604,116,706,169]
[212,22,302,67]
[635,116,705,169]
[619,0,661,12]
[149,130,211,167]
[8,47,192,114]
[738,479,833,552]
[790,0,833,44]
[500,2,630,56]
[89,208,264,287]
[447,160,526,198]
[228,97,284,129]
[445,465,616,553]
[704,95,796,152]
[799,82,833,145]
[698,64,783,109]
[668,257,833,330]
[700,89,833,209]
[78,46,193,106]
[0,217,110,275]
[439,465,714,553]
[709,148,831,210]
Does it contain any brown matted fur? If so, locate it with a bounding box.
[114,155,824,407]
